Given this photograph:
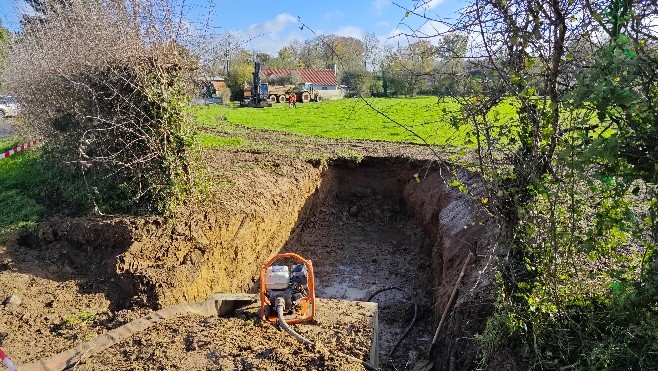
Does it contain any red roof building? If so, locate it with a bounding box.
[263,68,338,89]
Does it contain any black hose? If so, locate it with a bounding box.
[274,298,380,370]
[367,286,419,359]
[275,298,313,346]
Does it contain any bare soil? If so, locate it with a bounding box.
[0,126,500,370]
[76,299,376,370]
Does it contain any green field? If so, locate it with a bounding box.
[0,150,45,235]
[193,96,515,146]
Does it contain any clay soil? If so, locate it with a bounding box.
[0,124,496,370]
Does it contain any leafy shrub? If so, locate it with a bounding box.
[3,0,197,215]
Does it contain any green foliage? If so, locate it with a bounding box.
[64,310,97,325]
[0,136,20,153]
[479,271,658,370]
[226,61,254,101]
[572,38,657,185]
[447,0,658,368]
[0,189,44,231]
[36,55,197,216]
[340,66,373,95]
[0,148,92,236]
[7,1,199,217]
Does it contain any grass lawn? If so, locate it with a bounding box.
[0,149,45,236]
[192,96,515,147]
[0,136,21,153]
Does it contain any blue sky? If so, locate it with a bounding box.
[0,0,463,54]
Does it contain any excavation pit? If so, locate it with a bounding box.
[1,155,499,370]
[280,162,435,370]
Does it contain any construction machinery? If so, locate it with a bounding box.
[241,62,323,106]
[293,82,322,103]
[260,253,315,324]
[265,84,296,103]
[264,83,322,104]
[240,62,272,108]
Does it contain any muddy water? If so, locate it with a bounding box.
[283,187,434,370]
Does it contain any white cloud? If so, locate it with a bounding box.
[423,0,447,10]
[245,13,297,37]
[418,19,450,39]
[240,13,301,55]
[334,25,364,39]
[386,19,450,47]
[324,10,345,21]
[251,32,304,56]
[372,0,390,15]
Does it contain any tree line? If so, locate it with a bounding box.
[197,31,471,99]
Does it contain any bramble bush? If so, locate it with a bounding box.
[3,0,197,215]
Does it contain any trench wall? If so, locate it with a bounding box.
[404,165,500,370]
[115,162,329,307]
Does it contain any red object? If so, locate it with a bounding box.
[0,139,42,160]
[263,68,337,86]
[0,347,18,371]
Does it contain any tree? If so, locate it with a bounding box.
[452,0,658,367]
[323,35,364,70]
[0,20,9,75]
[362,32,381,70]
[298,38,324,69]
[573,0,658,277]
[340,65,372,95]
[226,61,254,101]
[391,0,658,368]
[22,0,72,24]
[381,41,437,96]
[5,0,197,214]
[277,40,302,67]
[256,52,272,65]
[432,34,468,95]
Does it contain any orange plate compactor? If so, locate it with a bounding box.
[259,253,315,324]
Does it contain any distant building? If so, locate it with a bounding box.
[209,77,226,91]
[192,76,227,105]
[263,68,344,100]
